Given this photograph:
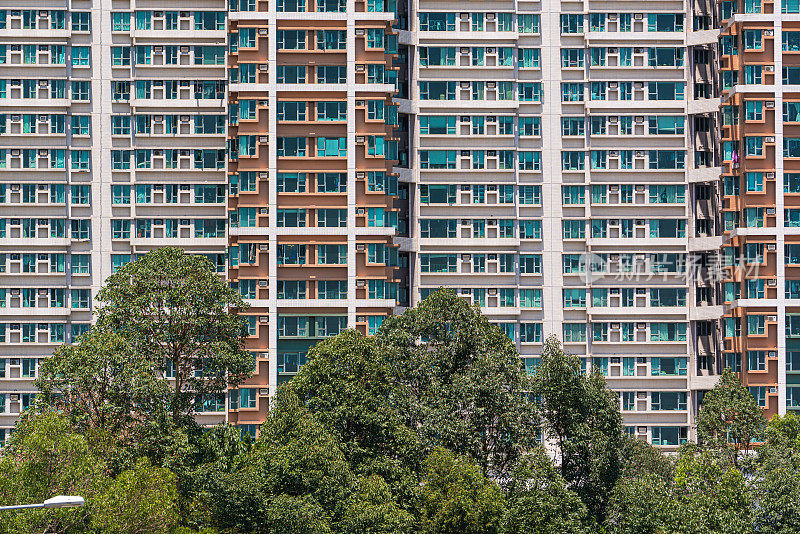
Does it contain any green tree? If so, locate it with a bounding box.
[0,411,181,534]
[605,473,678,534]
[282,329,422,502]
[532,335,623,523]
[339,475,415,534]
[749,447,800,534]
[619,434,674,480]
[195,390,354,533]
[765,412,800,449]
[419,448,504,534]
[36,329,170,435]
[672,449,751,534]
[377,289,538,478]
[696,368,766,465]
[95,247,253,423]
[501,448,587,534]
[90,458,180,533]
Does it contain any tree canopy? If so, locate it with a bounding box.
[3,281,800,533]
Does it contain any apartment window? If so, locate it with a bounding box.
[112,12,130,31]
[563,323,586,342]
[785,138,800,158]
[317,245,346,264]
[421,254,456,273]
[650,322,687,341]
[317,137,346,157]
[652,392,687,411]
[748,315,766,335]
[520,323,542,343]
[561,83,584,102]
[652,427,688,446]
[561,48,584,68]
[518,48,540,68]
[71,185,90,205]
[317,66,345,83]
[419,81,455,100]
[749,386,767,407]
[649,82,684,100]
[648,116,684,135]
[744,29,763,49]
[745,65,762,84]
[71,81,90,100]
[278,30,306,49]
[560,14,583,33]
[518,14,540,33]
[589,13,605,31]
[317,173,346,193]
[562,151,585,170]
[419,12,456,31]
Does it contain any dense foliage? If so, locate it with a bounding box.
[1,253,798,532]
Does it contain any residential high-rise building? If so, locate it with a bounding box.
[0,0,793,450]
[225,0,406,435]
[402,0,724,449]
[720,0,800,418]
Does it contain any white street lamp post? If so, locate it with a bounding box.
[0,496,85,511]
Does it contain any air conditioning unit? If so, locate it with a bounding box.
[765,65,774,72]
[609,82,618,88]
[767,244,776,250]
[767,208,776,215]
[259,316,268,323]
[258,280,267,287]
[356,208,365,214]
[634,13,643,20]
[769,386,778,393]
[765,101,775,108]
[768,315,777,322]
[461,254,471,260]
[767,172,775,179]
[766,30,774,36]
[258,244,269,251]
[769,351,777,357]
[768,279,777,286]
[460,81,470,88]
[766,136,775,143]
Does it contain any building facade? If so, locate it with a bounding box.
[720,0,800,418]
[0,0,789,450]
